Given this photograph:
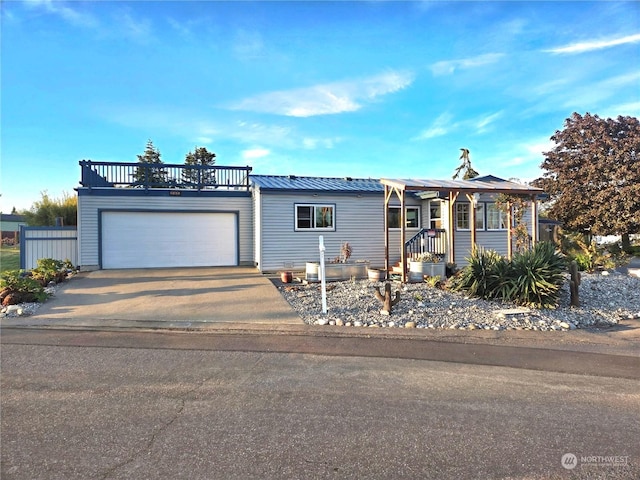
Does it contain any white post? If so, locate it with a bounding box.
[319,235,327,314]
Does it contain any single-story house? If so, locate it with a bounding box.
[1,214,26,243]
[76,161,544,279]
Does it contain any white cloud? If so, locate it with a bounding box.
[229,71,415,117]
[561,71,640,110]
[497,137,554,170]
[599,101,640,119]
[23,0,98,28]
[414,112,455,140]
[117,11,153,43]
[475,111,503,133]
[430,53,504,76]
[544,32,640,55]
[242,148,270,159]
[302,137,339,150]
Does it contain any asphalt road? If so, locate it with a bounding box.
[2,330,639,479]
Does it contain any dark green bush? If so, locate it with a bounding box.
[449,247,505,299]
[0,270,49,304]
[508,242,565,308]
[451,242,565,308]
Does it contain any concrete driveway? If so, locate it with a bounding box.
[7,267,302,330]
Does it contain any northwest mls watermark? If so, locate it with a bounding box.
[561,453,630,470]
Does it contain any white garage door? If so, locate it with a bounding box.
[102,211,237,269]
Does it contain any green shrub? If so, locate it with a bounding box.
[0,270,49,304]
[451,242,565,308]
[31,258,70,286]
[558,231,616,272]
[449,247,505,299]
[508,242,565,308]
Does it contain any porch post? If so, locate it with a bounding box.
[448,191,459,264]
[466,193,477,249]
[400,188,407,283]
[506,202,513,260]
[530,195,538,246]
[384,184,390,272]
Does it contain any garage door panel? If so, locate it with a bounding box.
[102,212,236,269]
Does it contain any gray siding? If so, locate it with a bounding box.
[256,191,421,272]
[453,197,537,266]
[78,194,253,269]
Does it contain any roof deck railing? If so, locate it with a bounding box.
[79,160,252,191]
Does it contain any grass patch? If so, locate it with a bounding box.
[0,245,20,272]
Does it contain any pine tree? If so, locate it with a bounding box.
[182,147,217,188]
[452,148,479,180]
[133,140,167,187]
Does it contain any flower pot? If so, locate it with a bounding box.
[280,271,293,283]
[409,261,445,282]
[367,268,387,282]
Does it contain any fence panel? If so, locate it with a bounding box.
[20,226,78,270]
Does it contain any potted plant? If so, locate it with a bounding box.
[409,252,445,282]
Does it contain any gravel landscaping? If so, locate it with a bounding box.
[278,271,640,332]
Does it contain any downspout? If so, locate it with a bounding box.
[400,188,407,283]
[507,202,513,260]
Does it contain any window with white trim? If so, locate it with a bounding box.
[456,203,485,230]
[429,201,442,229]
[295,204,335,231]
[388,206,420,228]
[486,203,507,230]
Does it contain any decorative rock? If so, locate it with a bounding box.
[277,272,640,333]
[335,319,344,326]
[5,305,23,315]
[404,321,416,328]
[353,321,363,327]
[388,321,395,327]
[317,318,328,326]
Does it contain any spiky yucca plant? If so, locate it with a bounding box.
[509,242,565,308]
[451,242,565,308]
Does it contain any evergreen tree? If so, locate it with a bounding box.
[182,147,217,188]
[453,148,479,180]
[133,140,167,187]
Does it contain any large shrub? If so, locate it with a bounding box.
[508,242,566,308]
[0,270,48,305]
[450,242,565,308]
[31,258,71,286]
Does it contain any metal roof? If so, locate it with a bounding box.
[380,176,543,195]
[251,175,384,192]
[0,214,26,223]
[250,174,544,196]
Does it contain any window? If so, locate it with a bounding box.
[486,203,507,230]
[295,204,335,231]
[456,203,485,230]
[429,201,442,229]
[388,206,420,228]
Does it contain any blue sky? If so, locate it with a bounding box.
[2,0,639,212]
